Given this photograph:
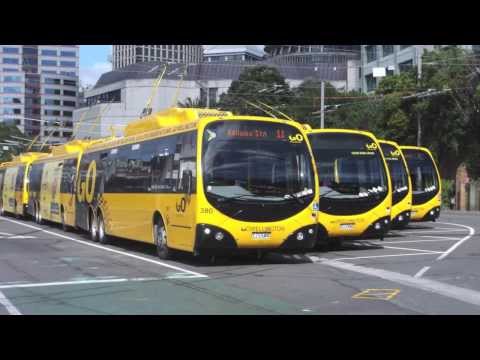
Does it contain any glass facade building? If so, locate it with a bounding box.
[0,45,79,143]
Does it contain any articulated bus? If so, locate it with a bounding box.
[0,163,6,215]
[27,139,103,229]
[400,146,441,222]
[73,108,319,259]
[0,152,49,217]
[304,127,392,243]
[378,140,412,229]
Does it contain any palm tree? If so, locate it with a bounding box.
[177,97,206,108]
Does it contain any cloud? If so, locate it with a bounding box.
[80,61,112,88]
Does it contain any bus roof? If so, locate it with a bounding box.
[378,139,401,148]
[1,152,50,168]
[304,127,378,140]
[124,107,233,137]
[84,107,305,154]
[399,145,433,155]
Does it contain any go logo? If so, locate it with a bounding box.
[77,160,97,204]
[366,142,378,151]
[390,150,401,157]
[288,133,304,143]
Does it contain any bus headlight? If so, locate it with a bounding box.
[398,215,404,221]
[214,232,224,241]
[374,222,381,230]
[204,228,211,235]
[308,228,314,235]
[296,232,305,241]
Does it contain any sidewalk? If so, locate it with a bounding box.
[441,208,480,216]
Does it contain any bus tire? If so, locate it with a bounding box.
[154,218,174,260]
[97,212,111,245]
[89,210,99,242]
[36,203,44,225]
[61,209,71,232]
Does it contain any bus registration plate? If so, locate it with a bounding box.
[252,232,271,240]
[340,223,355,231]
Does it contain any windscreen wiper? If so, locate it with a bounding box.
[213,194,255,203]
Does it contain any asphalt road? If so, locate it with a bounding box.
[0,211,479,315]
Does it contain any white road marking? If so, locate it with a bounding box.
[380,239,458,245]
[399,229,466,235]
[319,259,480,308]
[419,236,462,240]
[414,266,431,278]
[0,232,13,236]
[0,217,208,279]
[435,222,475,261]
[0,290,21,315]
[0,277,163,290]
[382,245,443,254]
[331,252,442,261]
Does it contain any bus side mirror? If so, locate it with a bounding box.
[182,170,193,195]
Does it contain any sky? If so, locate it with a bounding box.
[79,45,112,88]
[79,45,265,88]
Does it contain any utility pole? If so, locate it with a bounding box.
[417,46,423,146]
[320,80,325,128]
[206,86,210,109]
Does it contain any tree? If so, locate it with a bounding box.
[177,97,206,108]
[217,65,292,116]
[0,124,27,162]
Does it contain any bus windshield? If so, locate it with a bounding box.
[403,149,439,204]
[202,120,315,222]
[308,132,388,215]
[380,142,409,205]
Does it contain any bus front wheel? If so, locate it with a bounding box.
[154,220,174,260]
[97,212,111,244]
[90,211,99,242]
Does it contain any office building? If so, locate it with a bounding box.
[203,45,264,62]
[360,45,477,93]
[0,45,79,143]
[112,45,203,70]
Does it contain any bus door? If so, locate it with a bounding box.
[15,166,25,214]
[60,158,78,226]
[3,167,18,213]
[155,132,197,249]
[41,161,63,222]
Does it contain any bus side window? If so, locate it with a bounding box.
[177,132,197,193]
[151,136,177,193]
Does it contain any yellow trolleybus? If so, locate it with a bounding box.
[0,163,7,215]
[378,140,412,229]
[0,152,49,217]
[74,108,320,259]
[400,145,441,222]
[305,128,392,244]
[27,139,101,229]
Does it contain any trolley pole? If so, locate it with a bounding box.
[416,47,423,146]
[320,81,325,128]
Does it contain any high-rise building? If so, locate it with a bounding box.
[112,45,203,69]
[0,45,79,143]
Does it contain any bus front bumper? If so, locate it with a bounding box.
[419,206,441,222]
[361,216,391,239]
[194,223,317,255]
[391,210,411,229]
